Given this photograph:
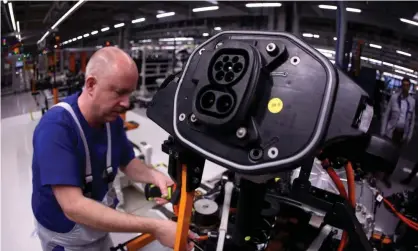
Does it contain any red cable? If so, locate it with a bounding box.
[383,198,418,230]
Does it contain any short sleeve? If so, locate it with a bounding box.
[34,122,82,187]
[118,120,135,167]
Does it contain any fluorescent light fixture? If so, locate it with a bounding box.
[333,37,337,41]
[406,73,417,79]
[139,39,152,43]
[156,12,175,18]
[369,43,382,49]
[383,62,393,67]
[396,50,411,57]
[159,37,194,42]
[96,45,103,49]
[101,27,110,32]
[72,38,76,41]
[203,32,209,37]
[411,79,417,84]
[51,0,85,30]
[114,23,125,28]
[321,52,333,58]
[8,3,16,31]
[346,7,361,13]
[318,5,337,10]
[193,6,219,12]
[368,58,382,65]
[83,33,89,38]
[303,33,313,38]
[245,2,282,8]
[214,27,221,31]
[37,31,50,44]
[16,21,20,32]
[395,70,406,75]
[77,36,82,40]
[157,10,165,14]
[360,56,369,61]
[91,30,98,35]
[132,18,145,23]
[400,18,418,27]
[313,34,320,38]
[394,64,414,73]
[316,48,335,54]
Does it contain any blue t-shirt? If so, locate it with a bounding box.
[31,93,135,233]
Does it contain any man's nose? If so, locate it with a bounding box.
[120,95,130,108]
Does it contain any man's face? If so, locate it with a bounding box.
[402,80,411,94]
[90,70,138,122]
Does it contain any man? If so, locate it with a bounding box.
[32,47,195,251]
[381,77,416,187]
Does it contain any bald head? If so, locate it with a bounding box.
[80,46,139,124]
[86,46,138,82]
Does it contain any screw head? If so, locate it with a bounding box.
[194,167,200,173]
[236,127,247,139]
[193,177,200,184]
[179,113,186,121]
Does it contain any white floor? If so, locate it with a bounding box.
[0,109,226,251]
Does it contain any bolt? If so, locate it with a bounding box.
[190,114,197,123]
[193,177,199,184]
[266,43,278,55]
[194,167,200,173]
[236,127,247,139]
[179,113,186,121]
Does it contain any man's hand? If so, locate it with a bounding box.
[153,220,196,251]
[151,170,175,205]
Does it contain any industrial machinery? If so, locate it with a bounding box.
[116,31,417,251]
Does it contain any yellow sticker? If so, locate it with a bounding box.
[268,98,283,114]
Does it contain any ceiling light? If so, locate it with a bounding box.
[156,12,175,18]
[72,38,76,41]
[8,3,16,31]
[396,50,411,57]
[96,45,103,49]
[360,56,369,61]
[54,45,57,48]
[132,18,145,23]
[51,0,85,30]
[369,43,382,49]
[16,21,20,33]
[214,27,221,31]
[101,27,110,32]
[77,36,82,40]
[83,33,89,38]
[91,30,98,35]
[333,37,337,41]
[303,33,313,38]
[400,18,418,27]
[158,37,194,42]
[193,6,219,12]
[406,73,417,79]
[346,7,361,13]
[382,62,393,67]
[245,2,282,8]
[3,0,8,4]
[37,31,50,44]
[394,64,414,73]
[114,23,125,28]
[157,10,165,14]
[395,70,406,75]
[368,58,382,65]
[313,34,320,38]
[316,48,335,54]
[318,5,337,10]
[203,32,209,37]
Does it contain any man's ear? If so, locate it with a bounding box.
[85,76,97,96]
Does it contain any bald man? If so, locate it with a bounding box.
[31,47,195,251]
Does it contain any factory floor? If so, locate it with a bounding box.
[1,91,418,250]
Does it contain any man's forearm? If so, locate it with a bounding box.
[122,158,158,184]
[66,196,160,233]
